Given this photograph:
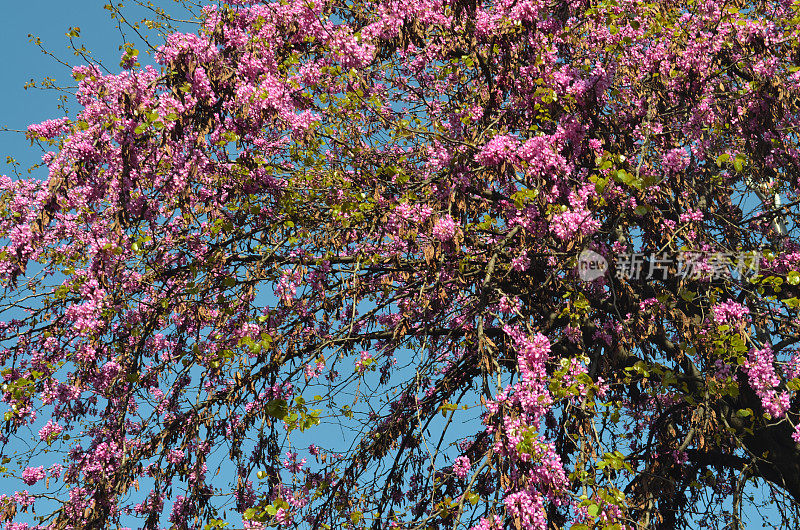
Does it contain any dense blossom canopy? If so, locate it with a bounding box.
[3,0,800,528]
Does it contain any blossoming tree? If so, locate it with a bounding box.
[3,0,800,528]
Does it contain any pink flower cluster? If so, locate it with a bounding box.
[679,209,704,223]
[744,344,791,418]
[662,147,690,174]
[550,185,601,240]
[432,215,457,242]
[550,208,600,241]
[484,328,553,435]
[712,300,750,325]
[452,456,470,478]
[425,145,452,171]
[506,326,550,385]
[38,420,63,442]
[497,295,520,315]
[21,466,45,486]
[475,135,519,165]
[166,449,184,464]
[156,32,219,65]
[355,351,373,374]
[275,507,293,525]
[64,277,108,336]
[482,327,570,527]
[511,253,531,271]
[393,202,434,224]
[282,451,307,473]
[327,27,376,68]
[27,117,70,140]
[275,269,303,305]
[304,358,325,381]
[504,490,546,529]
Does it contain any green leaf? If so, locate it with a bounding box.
[716,153,730,166]
[679,290,695,302]
[266,399,288,420]
[593,177,608,194]
[587,504,600,517]
[783,297,800,308]
[788,271,800,285]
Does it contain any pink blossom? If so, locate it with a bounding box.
[432,215,457,242]
[355,351,373,374]
[304,359,325,380]
[712,301,750,325]
[38,420,63,442]
[156,32,219,65]
[662,147,689,174]
[511,254,531,271]
[453,456,471,478]
[475,135,520,165]
[744,344,791,418]
[27,117,70,140]
[550,208,600,241]
[679,209,704,222]
[167,449,184,464]
[282,452,307,473]
[275,507,293,525]
[21,466,45,486]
